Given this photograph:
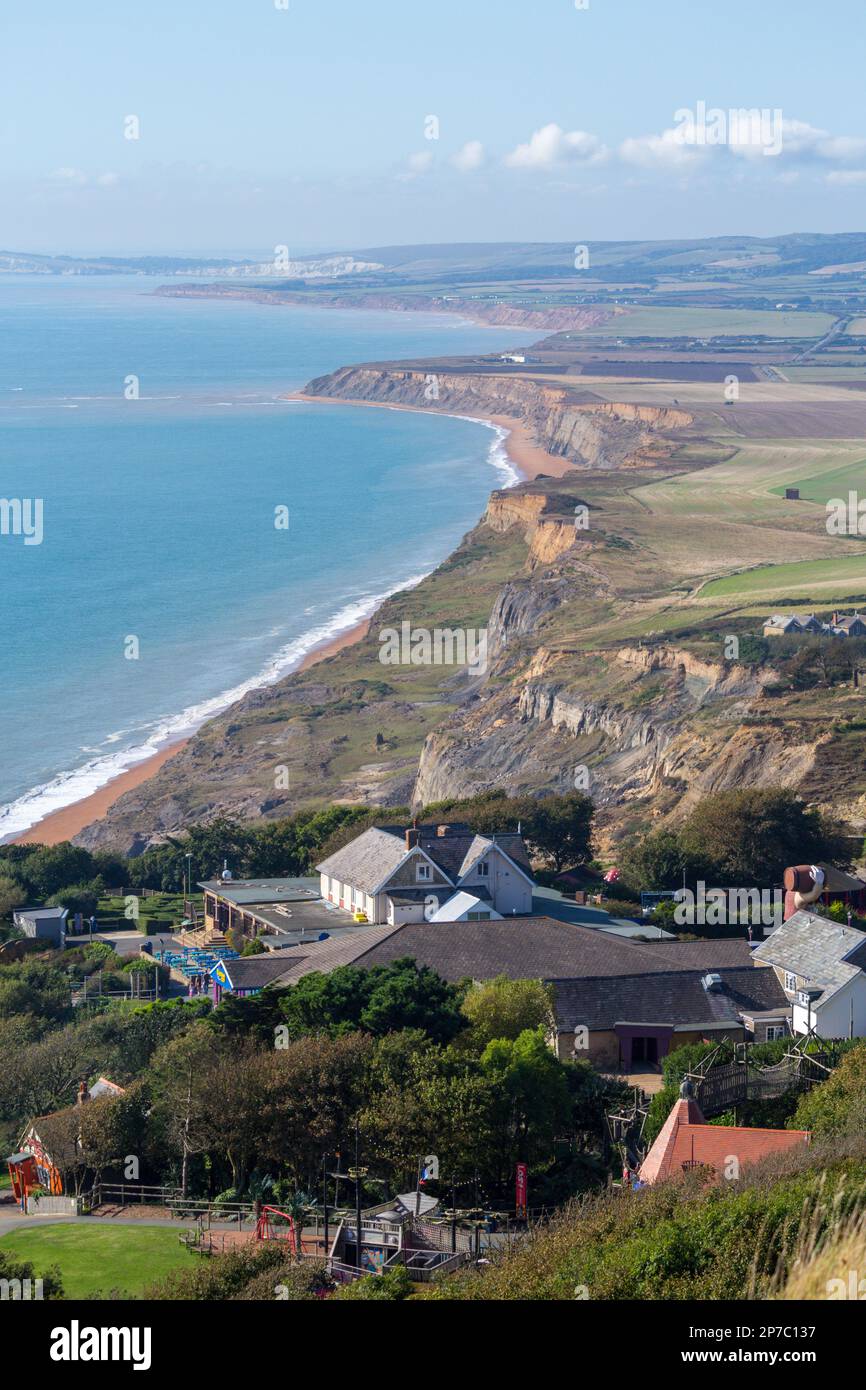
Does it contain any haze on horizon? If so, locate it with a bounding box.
[2,0,865,255]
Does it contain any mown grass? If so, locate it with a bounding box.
[0,1223,192,1299]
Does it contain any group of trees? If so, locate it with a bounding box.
[616,787,854,894]
[0,952,621,1208]
[0,791,595,932]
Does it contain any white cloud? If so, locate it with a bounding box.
[619,127,705,169]
[505,123,607,169]
[405,151,434,176]
[452,140,485,173]
[96,172,119,187]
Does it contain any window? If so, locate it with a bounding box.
[468,911,491,921]
[784,971,797,992]
[477,861,489,878]
[416,863,431,882]
[766,1024,787,1041]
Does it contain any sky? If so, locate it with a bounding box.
[2,0,865,254]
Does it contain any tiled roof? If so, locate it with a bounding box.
[291,918,754,983]
[639,1096,809,1184]
[753,909,866,1005]
[552,965,789,1033]
[214,956,302,990]
[274,925,404,984]
[316,828,410,894]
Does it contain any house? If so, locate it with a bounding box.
[762,611,866,640]
[209,954,302,1000]
[316,822,534,925]
[831,611,866,637]
[11,1078,127,1200]
[763,615,803,637]
[638,1082,810,1185]
[269,917,787,1068]
[12,905,67,948]
[552,964,790,1069]
[753,908,866,1037]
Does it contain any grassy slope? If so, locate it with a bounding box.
[0,1223,191,1299]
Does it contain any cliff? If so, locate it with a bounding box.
[74,365,866,855]
[303,365,693,470]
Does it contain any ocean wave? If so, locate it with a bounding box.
[0,572,428,842]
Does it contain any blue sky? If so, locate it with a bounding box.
[3,0,865,253]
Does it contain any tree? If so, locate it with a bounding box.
[461,977,554,1048]
[619,829,701,892]
[480,1028,571,1184]
[679,788,851,887]
[0,875,26,920]
[149,1023,216,1195]
[18,844,95,899]
[521,794,594,873]
[791,1043,866,1137]
[279,960,465,1045]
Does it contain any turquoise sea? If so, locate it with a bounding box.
[0,275,527,837]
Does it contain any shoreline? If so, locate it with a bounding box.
[12,404,565,847]
[13,617,373,847]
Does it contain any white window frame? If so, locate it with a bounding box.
[416,863,431,882]
[784,971,797,993]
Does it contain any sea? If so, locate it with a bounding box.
[0,274,529,838]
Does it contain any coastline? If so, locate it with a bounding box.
[12,406,565,848]
[13,617,373,847]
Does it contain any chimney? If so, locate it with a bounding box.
[436,824,451,838]
[832,612,839,626]
[405,827,420,850]
[76,1081,88,1106]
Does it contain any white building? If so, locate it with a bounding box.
[316,822,534,926]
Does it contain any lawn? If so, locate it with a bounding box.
[701,552,866,598]
[770,457,866,506]
[0,1222,192,1299]
[579,305,834,338]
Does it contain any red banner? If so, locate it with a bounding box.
[515,1162,528,1215]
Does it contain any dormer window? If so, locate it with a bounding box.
[416,863,431,882]
[784,971,797,993]
[477,861,489,877]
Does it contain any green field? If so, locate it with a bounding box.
[771,457,866,506]
[580,305,834,338]
[0,1223,191,1298]
[701,552,866,598]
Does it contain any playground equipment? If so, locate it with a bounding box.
[255,1204,299,1254]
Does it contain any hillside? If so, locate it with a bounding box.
[78,330,866,854]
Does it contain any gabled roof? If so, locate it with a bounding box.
[316,824,533,896]
[428,892,503,923]
[317,828,423,894]
[553,965,789,1033]
[210,956,301,990]
[754,909,866,1006]
[272,917,754,986]
[639,1094,809,1185]
[273,925,403,985]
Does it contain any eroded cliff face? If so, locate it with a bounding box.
[303,366,692,470]
[411,640,826,848]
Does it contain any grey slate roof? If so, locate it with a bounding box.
[214,956,302,990]
[274,917,754,985]
[317,828,410,893]
[316,824,532,894]
[753,909,866,1005]
[552,966,789,1033]
[273,925,403,984]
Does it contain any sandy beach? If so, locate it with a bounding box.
[14,617,372,847]
[14,404,563,847]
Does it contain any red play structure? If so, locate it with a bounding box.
[254,1204,299,1254]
